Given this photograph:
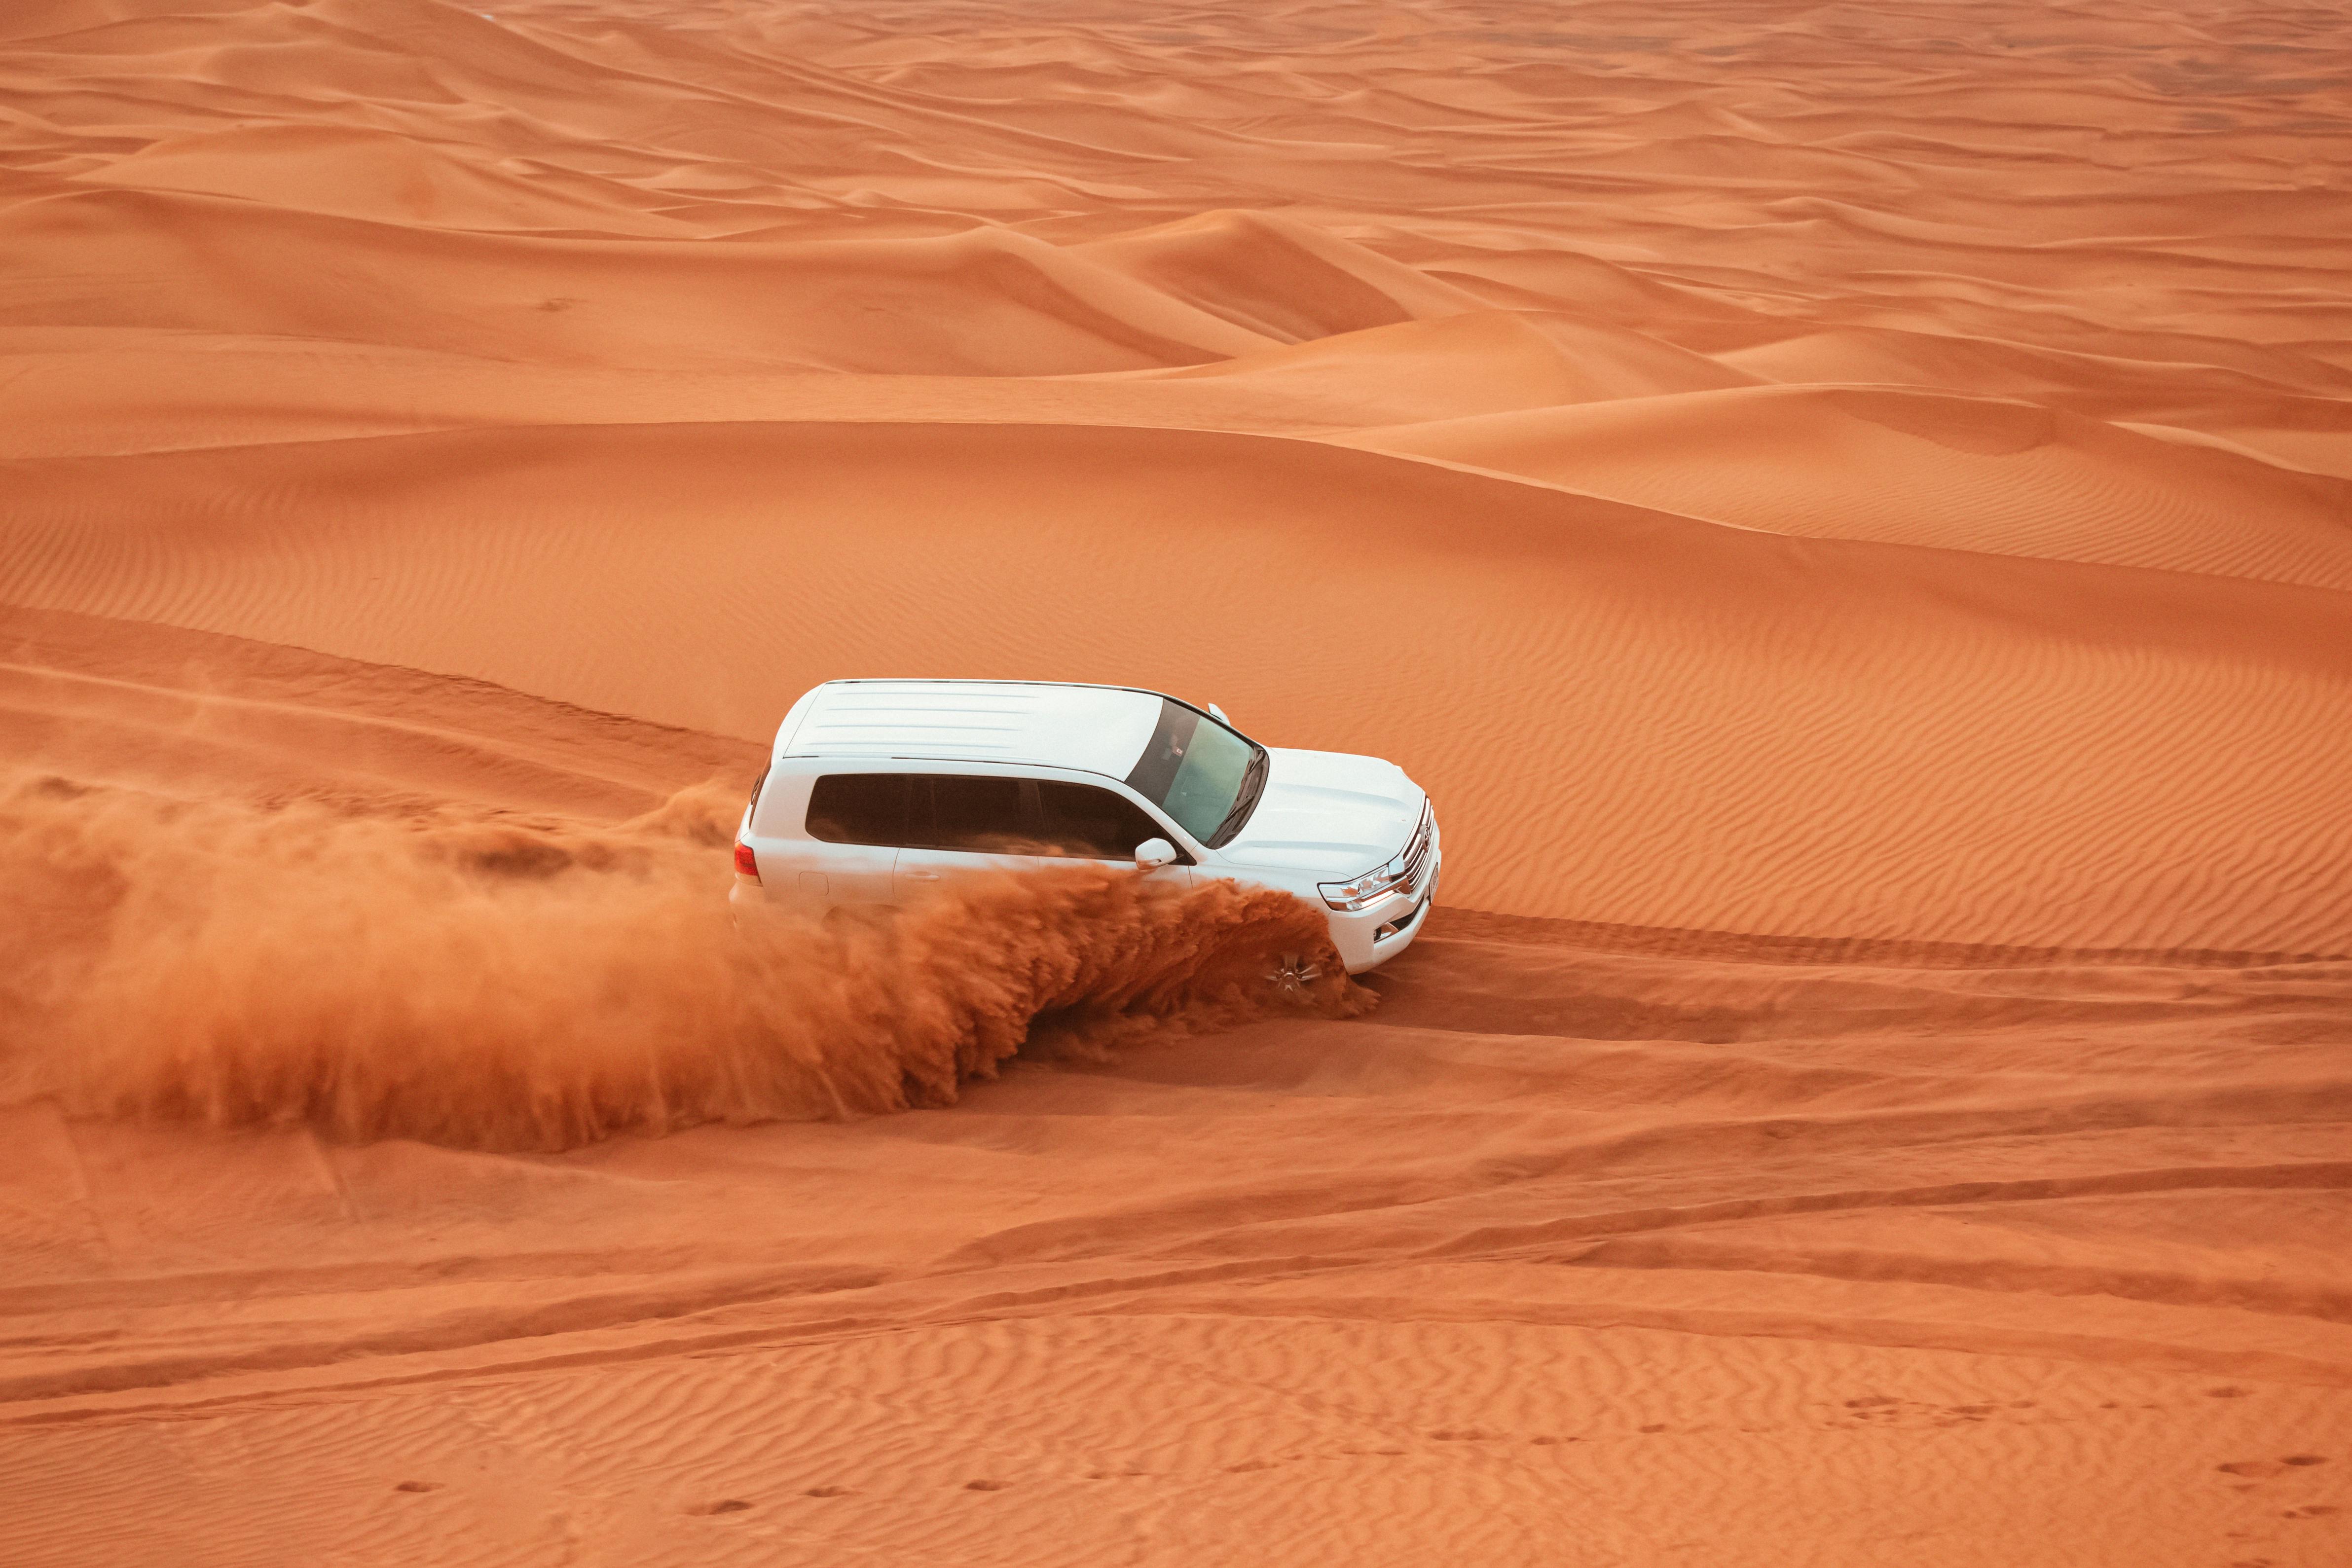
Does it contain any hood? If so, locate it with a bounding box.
[1216,747,1425,878]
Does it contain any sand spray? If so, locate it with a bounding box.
[0,775,1367,1151]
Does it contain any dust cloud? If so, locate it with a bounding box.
[0,775,1366,1152]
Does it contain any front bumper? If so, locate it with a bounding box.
[1328,835,1441,974]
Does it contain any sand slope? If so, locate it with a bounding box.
[2,615,2350,1568]
[3,0,2350,1561]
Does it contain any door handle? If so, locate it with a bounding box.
[905,872,940,881]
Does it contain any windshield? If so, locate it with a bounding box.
[1124,698,1266,846]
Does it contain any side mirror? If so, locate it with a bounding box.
[1208,703,1230,723]
[1135,837,1177,871]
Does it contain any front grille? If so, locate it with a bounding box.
[1396,802,1433,892]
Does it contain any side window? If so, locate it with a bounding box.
[920,775,1026,852]
[808,773,1172,858]
[1035,780,1172,861]
[806,773,909,846]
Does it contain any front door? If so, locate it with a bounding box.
[1031,778,1193,891]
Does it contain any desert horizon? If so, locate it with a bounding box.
[1,0,2349,1562]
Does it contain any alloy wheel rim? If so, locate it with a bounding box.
[1269,954,1322,997]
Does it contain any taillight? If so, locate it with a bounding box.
[733,839,760,882]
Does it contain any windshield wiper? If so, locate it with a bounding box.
[1207,746,1269,847]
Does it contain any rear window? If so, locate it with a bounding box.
[806,773,908,846]
[923,775,1025,851]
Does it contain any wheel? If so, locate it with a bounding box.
[1267,952,1323,999]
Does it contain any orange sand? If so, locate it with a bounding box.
[1,0,2349,1562]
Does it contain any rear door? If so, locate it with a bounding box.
[891,774,1032,898]
[801,771,911,906]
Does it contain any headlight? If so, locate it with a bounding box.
[1320,856,1408,912]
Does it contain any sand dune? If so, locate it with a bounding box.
[8,419,2351,952]
[3,0,2350,1561]
[0,604,747,814]
[1341,386,2352,588]
[1076,209,1492,340]
[78,124,701,234]
[1152,310,1762,420]
[3,615,2350,1568]
[0,191,1282,372]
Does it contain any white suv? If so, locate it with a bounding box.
[730,679,1440,974]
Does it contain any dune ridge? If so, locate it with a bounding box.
[1340,385,2352,589]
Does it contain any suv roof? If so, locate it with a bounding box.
[777,679,1168,777]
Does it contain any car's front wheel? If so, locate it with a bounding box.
[1267,951,1323,999]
